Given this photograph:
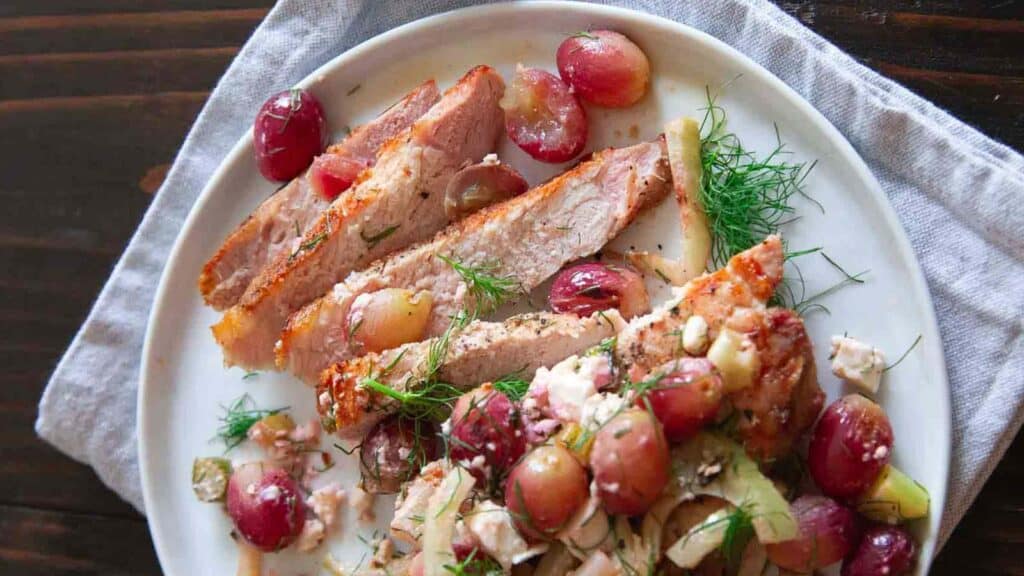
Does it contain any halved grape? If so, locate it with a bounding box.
[640,358,723,442]
[590,409,670,515]
[503,65,587,163]
[360,415,439,494]
[253,89,327,182]
[307,152,367,201]
[346,288,433,354]
[226,463,306,552]
[448,385,526,485]
[842,525,917,576]
[556,30,651,108]
[444,160,529,221]
[808,395,894,500]
[505,445,589,539]
[549,262,650,319]
[765,495,861,572]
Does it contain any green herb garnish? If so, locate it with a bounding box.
[214,394,287,451]
[288,231,327,262]
[699,89,818,268]
[438,255,522,318]
[492,370,530,401]
[884,334,922,373]
[361,224,399,249]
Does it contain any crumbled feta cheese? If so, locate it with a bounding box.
[682,315,710,356]
[580,393,626,431]
[533,354,612,422]
[350,485,376,523]
[830,335,886,394]
[481,153,500,166]
[307,483,346,529]
[464,500,546,569]
[295,518,325,552]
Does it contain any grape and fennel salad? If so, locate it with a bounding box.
[191,29,929,576]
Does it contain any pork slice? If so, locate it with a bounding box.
[317,310,624,440]
[615,235,784,379]
[199,80,440,310]
[278,140,671,383]
[212,66,505,369]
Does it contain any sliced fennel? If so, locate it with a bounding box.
[665,117,711,281]
[672,432,797,543]
[665,507,734,568]
[422,466,476,576]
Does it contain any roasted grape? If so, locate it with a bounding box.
[641,358,723,442]
[448,385,527,484]
[505,445,589,538]
[556,30,650,108]
[503,65,587,163]
[360,416,439,494]
[590,409,669,515]
[253,89,327,182]
[809,395,894,500]
[346,288,433,354]
[307,152,367,201]
[765,495,861,571]
[444,159,529,221]
[226,463,305,552]
[842,525,917,576]
[549,262,650,319]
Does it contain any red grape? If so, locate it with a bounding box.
[556,30,651,108]
[640,358,723,442]
[549,262,650,319]
[503,65,587,163]
[590,409,669,515]
[360,415,439,494]
[842,525,917,576]
[307,152,367,201]
[505,445,588,538]
[254,89,327,182]
[448,385,526,485]
[444,159,529,221]
[765,495,861,571]
[226,463,306,552]
[809,395,894,500]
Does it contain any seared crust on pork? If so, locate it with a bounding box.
[278,140,671,383]
[199,80,440,310]
[211,67,505,369]
[317,311,624,440]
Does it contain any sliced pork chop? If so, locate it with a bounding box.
[212,66,505,369]
[615,235,785,379]
[278,140,671,382]
[199,80,441,310]
[317,310,624,440]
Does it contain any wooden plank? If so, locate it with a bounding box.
[0,505,157,576]
[0,8,270,55]
[0,47,239,99]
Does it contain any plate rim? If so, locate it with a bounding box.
[138,1,951,572]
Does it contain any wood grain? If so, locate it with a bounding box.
[0,1,1020,574]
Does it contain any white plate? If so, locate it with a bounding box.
[139,3,950,574]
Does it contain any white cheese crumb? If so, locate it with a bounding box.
[350,486,376,523]
[295,518,325,552]
[682,315,710,356]
[534,354,612,423]
[830,335,886,394]
[707,328,760,392]
[307,483,346,529]
[481,153,500,166]
[463,500,544,570]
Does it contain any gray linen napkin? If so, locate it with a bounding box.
[36,0,1024,549]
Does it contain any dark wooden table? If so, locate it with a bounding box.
[2,1,1021,574]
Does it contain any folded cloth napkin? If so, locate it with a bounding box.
[36,0,1023,549]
